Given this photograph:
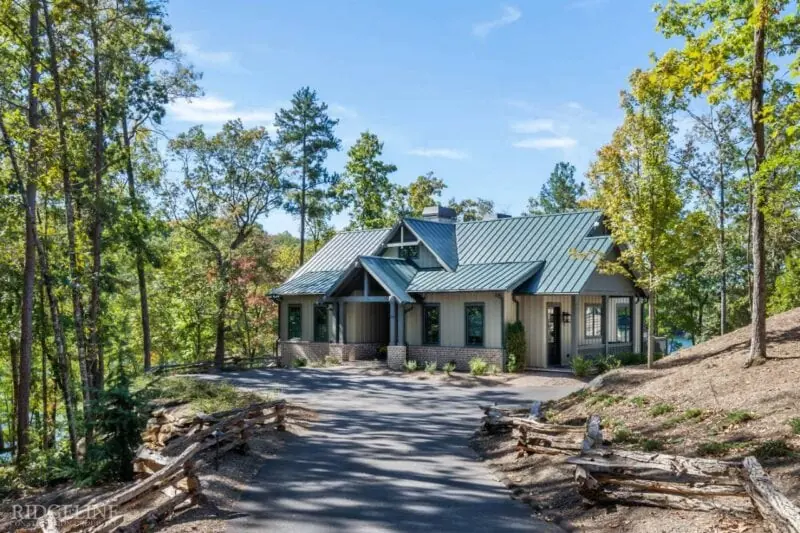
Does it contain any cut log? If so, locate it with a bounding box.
[114,490,191,533]
[87,515,124,533]
[513,418,586,435]
[568,449,741,481]
[517,443,574,456]
[592,473,748,497]
[742,456,800,533]
[586,485,754,515]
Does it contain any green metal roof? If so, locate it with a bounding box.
[407,261,543,293]
[273,210,614,297]
[271,270,342,295]
[359,256,417,303]
[403,218,458,271]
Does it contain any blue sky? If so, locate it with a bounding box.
[162,0,669,235]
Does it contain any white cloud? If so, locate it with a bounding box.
[168,96,275,126]
[566,101,583,110]
[513,137,577,150]
[510,119,555,134]
[472,5,522,38]
[408,148,469,160]
[175,33,244,71]
[330,104,359,120]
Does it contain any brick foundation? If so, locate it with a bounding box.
[279,341,332,367]
[387,345,407,370]
[336,342,383,362]
[407,346,504,372]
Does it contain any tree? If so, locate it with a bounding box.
[588,73,705,368]
[167,120,283,368]
[333,132,397,229]
[447,197,495,222]
[526,161,586,215]
[274,87,340,265]
[395,172,447,218]
[652,0,800,366]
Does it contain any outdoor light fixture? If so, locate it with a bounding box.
[562,312,571,324]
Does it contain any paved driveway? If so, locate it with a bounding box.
[211,368,580,533]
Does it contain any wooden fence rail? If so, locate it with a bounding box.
[25,400,288,533]
[146,356,277,375]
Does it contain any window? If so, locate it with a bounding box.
[314,305,329,342]
[584,304,602,339]
[423,304,440,345]
[399,245,419,259]
[465,304,484,346]
[616,303,631,343]
[287,305,302,340]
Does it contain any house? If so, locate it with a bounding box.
[270,206,646,371]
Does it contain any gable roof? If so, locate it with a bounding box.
[271,210,615,297]
[403,218,458,271]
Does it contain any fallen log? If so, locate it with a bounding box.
[114,490,191,533]
[584,484,754,515]
[742,456,800,533]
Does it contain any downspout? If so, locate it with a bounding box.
[512,294,520,322]
[402,304,413,346]
[271,295,282,360]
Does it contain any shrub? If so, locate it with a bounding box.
[488,364,500,375]
[754,440,794,461]
[505,321,527,372]
[630,395,650,408]
[403,360,418,372]
[649,403,675,417]
[790,418,800,435]
[443,361,456,375]
[324,356,340,367]
[469,356,489,376]
[722,410,756,428]
[570,355,592,377]
[697,441,735,457]
[613,427,638,444]
[0,466,22,499]
[292,358,307,368]
[425,361,438,374]
[595,354,622,374]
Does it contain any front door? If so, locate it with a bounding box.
[547,304,562,366]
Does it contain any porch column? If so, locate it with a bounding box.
[601,295,608,356]
[632,298,642,354]
[398,304,406,346]
[389,298,397,345]
[329,304,338,343]
[339,302,346,344]
[570,294,580,357]
[628,296,635,348]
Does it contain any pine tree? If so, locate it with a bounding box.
[526,162,585,215]
[274,87,340,265]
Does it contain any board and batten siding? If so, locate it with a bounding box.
[280,297,387,344]
[405,292,503,348]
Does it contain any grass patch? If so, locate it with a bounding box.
[613,427,638,444]
[630,395,650,408]
[664,408,705,428]
[696,440,736,457]
[754,440,795,461]
[789,418,800,435]
[640,438,665,452]
[134,376,269,414]
[586,393,625,407]
[721,410,756,428]
[648,403,675,417]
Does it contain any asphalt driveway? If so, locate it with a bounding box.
[211,368,580,533]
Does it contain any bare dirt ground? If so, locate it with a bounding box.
[472,307,800,533]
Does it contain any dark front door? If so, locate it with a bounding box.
[547,304,562,366]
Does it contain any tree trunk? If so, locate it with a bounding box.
[214,259,230,368]
[647,290,656,369]
[746,0,768,368]
[42,0,92,421]
[719,175,726,336]
[16,0,42,465]
[38,282,50,450]
[87,2,105,398]
[299,137,307,265]
[10,336,19,454]
[121,116,153,371]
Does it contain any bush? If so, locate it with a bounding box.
[570,355,592,377]
[469,357,489,376]
[0,466,22,499]
[324,356,340,367]
[292,358,307,368]
[640,438,665,452]
[403,359,418,372]
[790,418,800,435]
[425,361,438,374]
[613,427,638,444]
[595,354,622,374]
[697,441,735,457]
[722,410,756,428]
[505,321,526,372]
[443,361,456,375]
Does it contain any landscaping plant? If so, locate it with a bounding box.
[403,360,419,372]
[570,355,592,377]
[468,357,489,376]
[425,361,437,374]
[505,321,526,372]
[443,362,457,376]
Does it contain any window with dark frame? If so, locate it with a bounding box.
[288,304,302,340]
[616,303,631,343]
[423,304,440,345]
[465,303,484,346]
[584,303,602,339]
[314,305,329,342]
[399,245,419,259]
